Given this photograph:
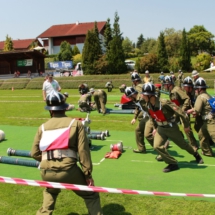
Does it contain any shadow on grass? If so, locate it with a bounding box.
[102,203,132,215]
[66,203,132,215]
[90,145,106,151]
[146,148,185,158]
[178,161,208,170]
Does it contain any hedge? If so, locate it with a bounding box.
[0,72,214,90]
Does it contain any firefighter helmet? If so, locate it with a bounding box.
[141,83,156,95]
[45,92,69,110]
[131,73,141,82]
[194,78,208,89]
[163,75,174,85]
[183,76,193,87]
[125,87,138,97]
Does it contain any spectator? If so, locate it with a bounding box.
[143,70,153,84]
[42,74,61,101]
[27,70,31,78]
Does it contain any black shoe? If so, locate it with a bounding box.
[194,152,204,164]
[163,164,179,173]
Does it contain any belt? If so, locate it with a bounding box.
[156,121,174,127]
[42,149,77,160]
[156,121,168,126]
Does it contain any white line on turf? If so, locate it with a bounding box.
[105,139,123,142]
[92,158,105,165]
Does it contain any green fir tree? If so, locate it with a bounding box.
[157,31,169,72]
[106,12,127,74]
[136,34,145,49]
[179,28,191,71]
[82,22,102,74]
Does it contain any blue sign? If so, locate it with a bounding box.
[48,61,73,69]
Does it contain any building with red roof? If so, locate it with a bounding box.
[0,39,43,51]
[37,21,106,54]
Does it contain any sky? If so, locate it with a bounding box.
[1,0,215,43]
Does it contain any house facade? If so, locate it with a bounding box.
[37,21,106,55]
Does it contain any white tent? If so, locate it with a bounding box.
[33,46,44,50]
[204,66,215,71]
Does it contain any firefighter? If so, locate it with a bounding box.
[31,92,102,214]
[163,75,199,150]
[141,82,204,172]
[187,78,215,157]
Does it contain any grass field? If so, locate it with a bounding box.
[0,88,215,215]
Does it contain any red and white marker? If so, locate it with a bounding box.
[0,176,215,198]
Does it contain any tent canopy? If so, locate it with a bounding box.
[33,46,44,50]
[204,66,215,71]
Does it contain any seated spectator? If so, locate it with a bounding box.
[17,71,20,77]
[27,70,31,78]
[14,71,18,78]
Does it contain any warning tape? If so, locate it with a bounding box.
[0,176,215,198]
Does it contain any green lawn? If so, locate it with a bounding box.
[0,89,215,215]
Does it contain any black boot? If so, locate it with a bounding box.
[163,164,179,173]
[194,152,204,164]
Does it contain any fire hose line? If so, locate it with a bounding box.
[0,176,214,198]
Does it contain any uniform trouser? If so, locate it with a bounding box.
[79,101,92,112]
[36,164,102,215]
[94,95,106,114]
[107,87,112,92]
[135,118,153,151]
[153,123,196,164]
[144,119,154,147]
[198,121,215,156]
[181,117,198,149]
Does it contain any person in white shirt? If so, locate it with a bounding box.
[42,74,61,101]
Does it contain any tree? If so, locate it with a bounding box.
[195,53,211,71]
[163,28,182,57]
[82,22,102,74]
[122,37,133,57]
[179,28,191,71]
[136,34,145,49]
[73,54,82,67]
[57,41,73,61]
[140,38,157,55]
[104,18,112,52]
[157,32,169,72]
[187,25,215,55]
[3,35,13,51]
[106,12,127,74]
[136,53,158,73]
[72,45,80,55]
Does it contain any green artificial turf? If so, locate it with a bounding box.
[0,88,215,215]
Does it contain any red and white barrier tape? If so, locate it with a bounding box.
[0,176,214,198]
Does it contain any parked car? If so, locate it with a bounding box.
[125,60,135,70]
